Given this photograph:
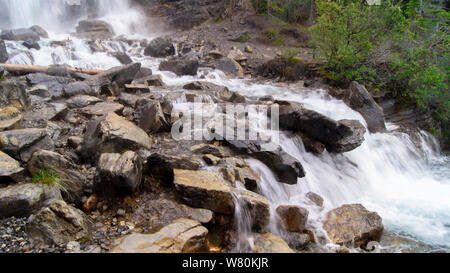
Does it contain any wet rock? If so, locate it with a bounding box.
[215,88,246,103]
[0,39,8,63]
[66,95,102,109]
[134,99,169,134]
[0,80,29,109]
[80,112,151,163]
[159,56,199,76]
[276,205,308,232]
[298,132,325,154]
[134,67,153,80]
[27,150,86,205]
[173,170,270,229]
[88,62,141,89]
[67,136,83,149]
[344,82,386,133]
[145,152,202,183]
[0,183,61,219]
[183,81,226,92]
[118,92,141,107]
[30,25,48,39]
[78,102,124,118]
[75,19,113,39]
[111,52,132,65]
[145,75,166,87]
[190,143,231,158]
[26,200,93,246]
[26,73,70,99]
[132,197,213,232]
[0,151,24,184]
[285,232,311,250]
[203,154,221,166]
[253,233,295,253]
[0,112,23,132]
[22,39,40,50]
[214,58,244,79]
[144,36,175,58]
[27,85,50,98]
[323,204,384,248]
[306,192,324,207]
[227,48,247,62]
[1,28,40,42]
[0,128,54,162]
[327,119,366,153]
[23,102,68,123]
[95,151,143,197]
[63,81,94,97]
[111,218,208,253]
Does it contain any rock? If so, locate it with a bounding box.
[111,218,208,253]
[306,192,324,207]
[0,80,29,109]
[0,39,8,63]
[276,205,308,232]
[132,197,213,231]
[228,48,247,62]
[22,39,40,50]
[203,154,221,166]
[66,95,102,109]
[23,102,68,123]
[0,151,24,184]
[215,88,246,103]
[144,37,175,58]
[146,152,202,183]
[111,52,132,65]
[323,204,384,248]
[1,28,40,42]
[145,75,166,87]
[75,19,113,39]
[227,31,252,43]
[234,167,260,191]
[95,151,143,197]
[63,81,93,97]
[344,82,386,133]
[190,143,231,158]
[80,112,151,163]
[0,67,4,78]
[183,81,226,92]
[284,232,311,250]
[276,101,365,153]
[253,233,295,253]
[26,73,70,99]
[0,113,23,132]
[81,194,98,213]
[208,50,223,59]
[134,67,153,80]
[134,99,169,134]
[27,149,86,205]
[0,128,54,162]
[27,85,50,97]
[78,102,124,118]
[30,25,48,39]
[214,58,244,78]
[0,183,61,218]
[26,200,92,246]
[88,62,141,89]
[159,56,199,76]
[298,132,325,154]
[173,169,270,229]
[118,92,141,107]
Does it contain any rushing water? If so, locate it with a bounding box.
[1,0,449,252]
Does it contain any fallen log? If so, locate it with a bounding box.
[0,63,104,76]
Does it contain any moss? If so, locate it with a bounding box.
[32,168,60,186]
[215,16,224,23]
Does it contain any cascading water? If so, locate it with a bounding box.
[1,0,448,253]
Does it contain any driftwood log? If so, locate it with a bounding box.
[0,63,104,76]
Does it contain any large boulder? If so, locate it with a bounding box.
[0,151,24,184]
[145,152,202,183]
[111,218,208,253]
[0,80,29,109]
[253,233,295,253]
[30,25,49,39]
[0,39,8,63]
[80,112,151,163]
[323,204,384,248]
[66,95,102,109]
[144,37,175,58]
[63,82,94,97]
[77,102,124,118]
[0,128,54,162]
[159,56,199,76]
[134,99,169,134]
[27,150,86,205]
[1,28,40,42]
[95,151,143,197]
[214,58,244,79]
[276,205,309,233]
[87,62,141,90]
[75,19,114,39]
[327,119,366,153]
[344,82,386,133]
[26,73,70,99]
[112,52,132,65]
[0,183,61,219]
[26,200,93,246]
[173,169,270,229]
[22,102,68,123]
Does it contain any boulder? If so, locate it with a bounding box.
[23,102,68,123]
[26,200,93,246]
[173,169,270,229]
[22,39,40,50]
[323,204,384,248]
[88,62,141,89]
[95,151,143,196]
[111,218,208,253]
[327,119,366,153]
[80,112,151,163]
[1,28,40,42]
[78,102,124,118]
[27,149,86,205]
[0,80,29,109]
[0,151,24,184]
[214,58,244,78]
[26,73,70,99]
[132,197,213,232]
[134,99,169,134]
[183,81,228,92]
[75,19,114,39]
[145,75,166,87]
[0,110,23,132]
[276,205,308,232]
[0,183,61,218]
[111,52,132,65]
[66,95,102,109]
[63,81,93,97]
[30,25,49,39]
[0,39,8,63]
[344,82,386,133]
[190,143,231,158]
[284,232,311,250]
[253,233,295,253]
[144,37,175,58]
[298,132,325,154]
[228,48,247,62]
[159,56,199,76]
[0,128,54,162]
[306,192,324,207]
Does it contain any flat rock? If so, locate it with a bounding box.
[276,205,308,232]
[0,151,25,184]
[0,114,23,132]
[66,95,102,109]
[0,80,30,109]
[78,102,124,118]
[134,99,169,134]
[159,56,199,76]
[253,233,295,253]
[214,58,244,79]
[0,128,54,162]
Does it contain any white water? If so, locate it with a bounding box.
[1,0,449,252]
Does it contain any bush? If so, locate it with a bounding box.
[32,168,60,186]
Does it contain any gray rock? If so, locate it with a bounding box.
[95,151,143,196]
[22,39,40,50]
[276,205,309,232]
[344,82,386,133]
[30,25,48,39]
[134,99,169,134]
[0,79,29,109]
[144,37,175,58]
[66,95,102,109]
[0,39,8,63]
[327,119,366,153]
[26,73,70,99]
[0,128,54,162]
[63,81,93,97]
[112,52,132,65]
[0,114,23,132]
[78,102,124,118]
[0,151,24,184]
[23,102,68,123]
[214,58,244,78]
[1,28,40,42]
[87,62,141,89]
[306,192,324,207]
[159,56,199,76]
[75,19,114,39]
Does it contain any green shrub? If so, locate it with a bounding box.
[32,168,60,186]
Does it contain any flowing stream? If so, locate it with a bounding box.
[1,0,449,252]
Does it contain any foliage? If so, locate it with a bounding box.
[261,28,285,46]
[281,47,301,63]
[32,168,60,186]
[252,0,313,23]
